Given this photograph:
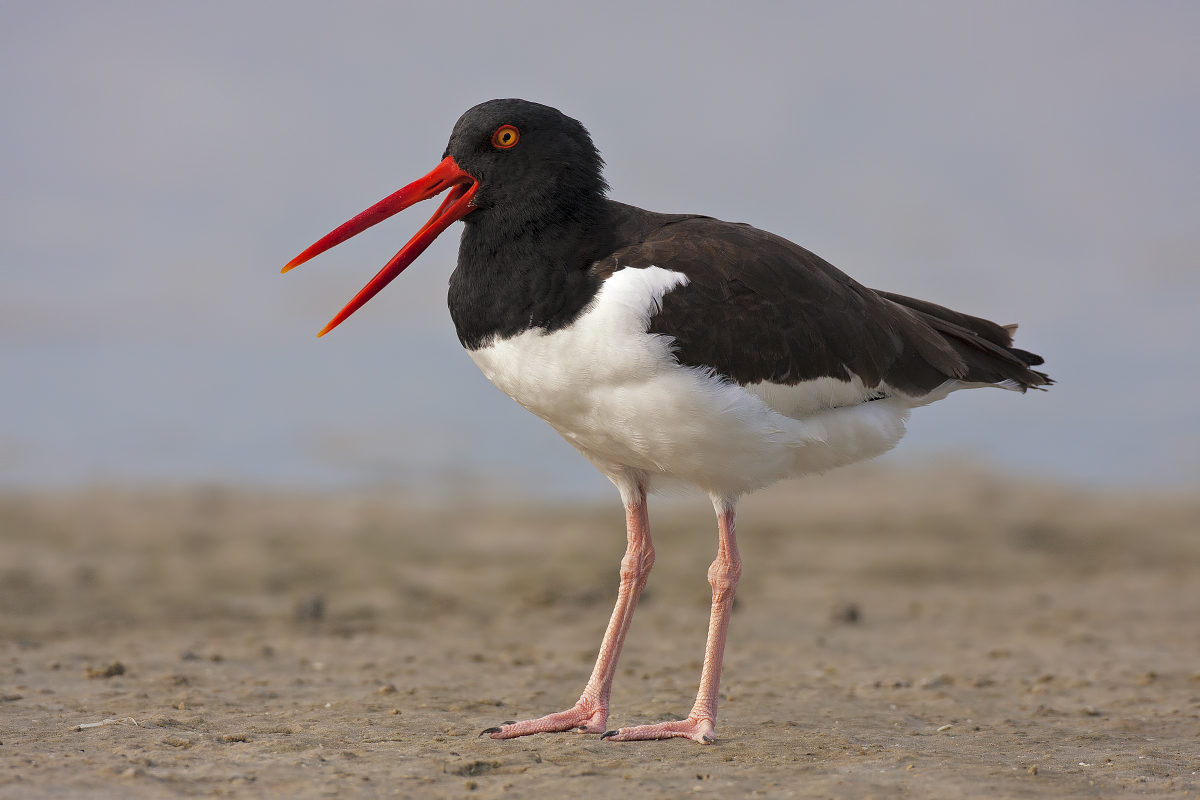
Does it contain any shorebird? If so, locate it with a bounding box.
[284,98,1050,744]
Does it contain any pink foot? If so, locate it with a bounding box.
[600,714,716,744]
[481,701,608,739]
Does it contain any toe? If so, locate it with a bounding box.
[481,703,608,739]
[600,716,716,743]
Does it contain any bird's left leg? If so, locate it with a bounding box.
[602,495,741,744]
[484,482,654,739]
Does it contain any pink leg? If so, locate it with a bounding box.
[603,497,741,744]
[484,486,654,739]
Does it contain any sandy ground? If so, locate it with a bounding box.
[1,464,1198,798]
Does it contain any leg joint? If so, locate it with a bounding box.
[620,543,655,582]
[707,557,741,599]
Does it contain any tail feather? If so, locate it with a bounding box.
[1008,347,1044,367]
[875,290,1052,393]
[876,291,1015,349]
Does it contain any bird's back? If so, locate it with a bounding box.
[590,207,1050,404]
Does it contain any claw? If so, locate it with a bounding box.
[479,720,516,737]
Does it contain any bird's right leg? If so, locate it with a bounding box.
[484,484,654,739]
[601,495,741,744]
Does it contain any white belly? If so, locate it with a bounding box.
[467,266,911,497]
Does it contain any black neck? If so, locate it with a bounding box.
[448,195,617,350]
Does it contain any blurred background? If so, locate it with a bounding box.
[2,1,1197,499]
[2,10,1198,792]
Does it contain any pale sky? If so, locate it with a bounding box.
[2,2,1198,495]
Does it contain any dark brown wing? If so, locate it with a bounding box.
[593,213,1050,397]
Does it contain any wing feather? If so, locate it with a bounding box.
[592,213,1050,396]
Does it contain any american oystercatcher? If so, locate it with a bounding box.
[284,99,1051,744]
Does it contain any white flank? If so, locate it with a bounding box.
[468,266,912,498]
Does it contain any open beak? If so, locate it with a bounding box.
[283,156,478,336]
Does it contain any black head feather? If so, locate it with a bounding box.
[445,99,608,231]
[447,99,616,349]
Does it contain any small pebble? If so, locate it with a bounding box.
[832,603,861,624]
[295,595,326,622]
[85,662,125,679]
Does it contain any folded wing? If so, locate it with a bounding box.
[593,214,1051,400]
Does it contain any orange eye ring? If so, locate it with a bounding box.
[491,125,520,149]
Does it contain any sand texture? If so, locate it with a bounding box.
[1,464,1198,798]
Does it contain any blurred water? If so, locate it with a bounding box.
[0,326,596,496]
[3,309,1197,497]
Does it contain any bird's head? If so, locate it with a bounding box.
[445,99,606,223]
[283,98,605,336]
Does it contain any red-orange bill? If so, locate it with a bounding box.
[283,156,478,336]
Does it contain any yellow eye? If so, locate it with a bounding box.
[491,124,520,149]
